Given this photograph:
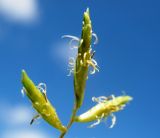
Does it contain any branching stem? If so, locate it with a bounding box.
[59,104,78,138]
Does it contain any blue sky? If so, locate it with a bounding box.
[0,0,160,138]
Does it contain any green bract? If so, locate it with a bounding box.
[74,8,98,109]
[21,70,66,133]
[75,95,132,126]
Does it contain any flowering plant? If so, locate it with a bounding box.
[21,8,132,138]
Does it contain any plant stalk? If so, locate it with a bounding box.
[59,104,78,138]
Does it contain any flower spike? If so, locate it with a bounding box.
[72,8,99,108]
[62,9,99,109]
[21,70,66,133]
[75,95,132,128]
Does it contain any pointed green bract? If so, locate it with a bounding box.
[21,70,66,132]
[75,95,133,123]
[74,8,93,109]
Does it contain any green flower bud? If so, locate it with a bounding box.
[74,8,99,109]
[75,95,132,128]
[21,70,66,132]
[62,8,99,109]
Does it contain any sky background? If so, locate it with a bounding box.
[0,0,160,138]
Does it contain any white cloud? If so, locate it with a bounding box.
[54,41,77,60]
[2,129,50,138]
[8,106,33,125]
[0,0,38,22]
[0,103,52,138]
[50,41,77,76]
[0,104,33,125]
[51,41,78,70]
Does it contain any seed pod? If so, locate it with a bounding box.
[75,95,132,123]
[21,70,66,132]
[74,8,98,109]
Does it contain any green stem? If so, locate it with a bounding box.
[59,104,78,138]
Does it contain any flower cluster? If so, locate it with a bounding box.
[63,9,99,109]
[21,70,66,133]
[75,95,132,128]
[21,8,133,138]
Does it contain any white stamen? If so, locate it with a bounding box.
[62,35,80,49]
[68,57,75,66]
[62,35,80,41]
[92,97,97,102]
[120,104,126,110]
[89,68,96,74]
[67,68,74,76]
[37,83,47,95]
[91,59,98,66]
[87,59,99,75]
[70,45,79,49]
[67,57,75,76]
[88,118,101,128]
[92,96,108,103]
[68,64,74,67]
[21,87,26,97]
[89,48,92,53]
[111,94,115,100]
[92,33,98,45]
[62,35,79,49]
[88,113,105,128]
[109,114,116,128]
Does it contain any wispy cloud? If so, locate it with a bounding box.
[2,129,49,138]
[0,104,33,126]
[52,41,77,62]
[0,103,51,138]
[51,40,78,72]
[0,0,39,23]
[7,106,33,125]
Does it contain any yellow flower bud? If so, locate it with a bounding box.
[21,70,66,132]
